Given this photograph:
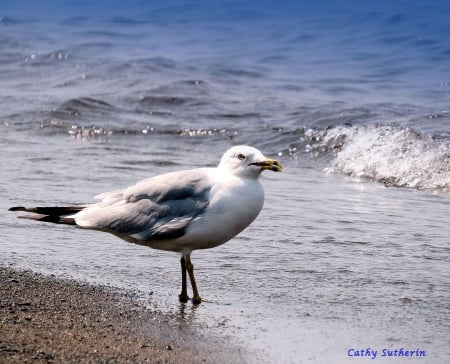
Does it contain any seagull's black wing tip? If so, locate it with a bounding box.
[9,206,26,212]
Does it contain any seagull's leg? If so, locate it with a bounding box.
[185,255,201,304]
[179,256,189,303]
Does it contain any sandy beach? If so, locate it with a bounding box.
[0,266,251,364]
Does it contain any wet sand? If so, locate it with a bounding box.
[0,266,250,363]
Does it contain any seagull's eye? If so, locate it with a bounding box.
[237,153,246,160]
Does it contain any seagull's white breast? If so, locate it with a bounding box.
[176,169,264,252]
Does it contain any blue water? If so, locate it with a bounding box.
[1,1,449,363]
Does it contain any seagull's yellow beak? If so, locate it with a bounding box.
[250,159,283,172]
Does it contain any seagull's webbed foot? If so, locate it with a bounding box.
[179,292,189,303]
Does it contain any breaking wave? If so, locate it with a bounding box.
[323,124,450,192]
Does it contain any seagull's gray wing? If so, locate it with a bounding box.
[75,169,212,241]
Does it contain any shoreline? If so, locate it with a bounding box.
[0,266,251,363]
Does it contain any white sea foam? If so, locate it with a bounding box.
[324,124,450,192]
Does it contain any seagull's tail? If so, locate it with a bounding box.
[8,206,86,225]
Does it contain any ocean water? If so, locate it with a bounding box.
[1,1,449,363]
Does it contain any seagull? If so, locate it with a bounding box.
[9,145,282,304]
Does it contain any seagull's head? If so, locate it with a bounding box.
[218,145,283,178]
